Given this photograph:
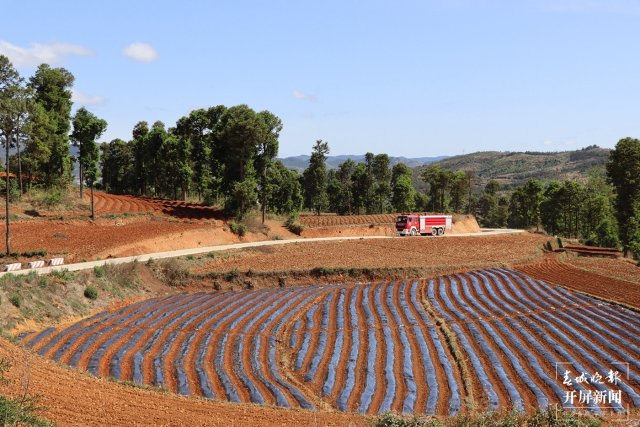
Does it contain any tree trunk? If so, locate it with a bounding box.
[261,171,266,224]
[90,184,95,220]
[5,132,11,256]
[79,162,84,198]
[16,135,23,194]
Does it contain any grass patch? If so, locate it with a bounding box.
[49,269,74,282]
[285,216,304,235]
[153,258,192,287]
[93,265,106,278]
[9,293,21,308]
[372,408,603,426]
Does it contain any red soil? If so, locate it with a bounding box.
[515,257,640,309]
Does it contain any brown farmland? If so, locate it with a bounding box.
[19,269,640,419]
[3,193,640,425]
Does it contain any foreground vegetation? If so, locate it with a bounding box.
[0,357,53,426]
[0,263,140,332]
[373,408,604,427]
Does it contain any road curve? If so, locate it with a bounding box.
[1,229,524,277]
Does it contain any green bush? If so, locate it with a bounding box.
[311,267,333,277]
[229,222,247,237]
[9,294,21,308]
[225,268,240,282]
[285,216,304,235]
[93,265,106,278]
[32,188,63,210]
[20,250,47,258]
[84,286,98,300]
[50,269,74,282]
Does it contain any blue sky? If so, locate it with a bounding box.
[3,0,640,157]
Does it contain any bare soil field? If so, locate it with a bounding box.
[516,256,640,309]
[4,192,639,424]
[18,269,640,419]
[299,214,480,238]
[194,233,548,275]
[565,256,640,285]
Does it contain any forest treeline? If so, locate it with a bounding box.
[1,55,639,257]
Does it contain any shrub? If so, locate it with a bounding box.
[9,294,21,308]
[84,286,98,300]
[32,188,63,210]
[20,250,47,258]
[285,216,304,235]
[229,222,247,237]
[225,268,240,282]
[93,265,106,278]
[311,267,333,277]
[157,258,191,287]
[278,276,286,288]
[50,268,74,282]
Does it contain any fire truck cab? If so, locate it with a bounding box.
[395,213,452,236]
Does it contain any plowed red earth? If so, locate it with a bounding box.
[2,193,301,262]
[0,337,367,427]
[300,214,397,228]
[516,257,640,308]
[20,269,640,420]
[195,233,547,274]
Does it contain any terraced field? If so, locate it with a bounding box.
[299,214,397,228]
[92,193,224,220]
[21,268,640,416]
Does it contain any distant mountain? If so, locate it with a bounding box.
[414,145,611,191]
[279,154,449,172]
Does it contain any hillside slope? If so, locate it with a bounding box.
[279,154,448,172]
[417,145,610,190]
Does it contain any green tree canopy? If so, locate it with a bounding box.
[607,137,640,256]
[303,140,329,215]
[71,107,107,197]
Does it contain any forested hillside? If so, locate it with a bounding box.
[279,154,447,172]
[415,146,610,191]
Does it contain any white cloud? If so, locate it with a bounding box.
[292,90,317,101]
[0,40,92,67]
[72,90,105,106]
[123,42,158,63]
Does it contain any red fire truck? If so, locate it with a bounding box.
[395,213,452,236]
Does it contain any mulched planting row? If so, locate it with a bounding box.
[22,269,640,416]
